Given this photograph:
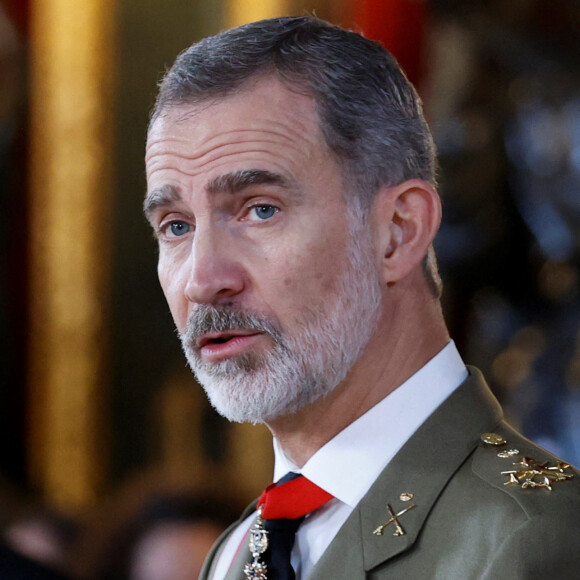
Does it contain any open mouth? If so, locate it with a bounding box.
[195,331,265,362]
[207,335,234,345]
[198,332,258,349]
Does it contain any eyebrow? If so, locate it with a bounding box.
[143,168,295,221]
[206,169,291,195]
[143,184,182,220]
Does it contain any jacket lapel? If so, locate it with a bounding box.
[309,367,502,577]
[225,501,260,580]
[200,501,258,580]
[224,534,253,580]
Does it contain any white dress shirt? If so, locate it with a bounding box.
[213,341,467,580]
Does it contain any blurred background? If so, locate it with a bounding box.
[0,0,579,575]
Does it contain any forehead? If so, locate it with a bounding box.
[145,76,333,187]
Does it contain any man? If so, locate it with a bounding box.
[144,16,580,579]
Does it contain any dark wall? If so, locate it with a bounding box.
[110,0,223,482]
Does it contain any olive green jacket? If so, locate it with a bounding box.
[200,367,580,579]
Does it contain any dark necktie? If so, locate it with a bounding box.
[245,472,333,580]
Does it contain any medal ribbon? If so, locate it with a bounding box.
[244,474,333,580]
[258,473,334,519]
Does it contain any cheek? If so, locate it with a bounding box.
[276,237,346,302]
[157,255,188,325]
[157,255,173,297]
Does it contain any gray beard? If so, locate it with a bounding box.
[179,214,383,424]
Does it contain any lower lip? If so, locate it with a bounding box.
[200,334,264,362]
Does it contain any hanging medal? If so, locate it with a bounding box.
[244,508,269,580]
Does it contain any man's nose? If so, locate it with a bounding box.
[183,227,246,305]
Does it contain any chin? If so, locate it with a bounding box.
[197,367,339,426]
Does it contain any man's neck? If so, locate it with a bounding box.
[266,291,449,467]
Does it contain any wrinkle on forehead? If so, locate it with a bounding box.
[145,77,336,194]
[148,77,325,149]
[146,127,311,167]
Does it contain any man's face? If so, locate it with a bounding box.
[145,77,383,423]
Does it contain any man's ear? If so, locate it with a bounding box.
[372,179,441,286]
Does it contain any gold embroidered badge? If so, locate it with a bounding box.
[501,457,574,490]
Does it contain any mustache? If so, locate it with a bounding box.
[181,304,283,347]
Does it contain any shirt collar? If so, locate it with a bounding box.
[272,340,468,507]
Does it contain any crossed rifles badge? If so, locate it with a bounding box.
[373,492,417,537]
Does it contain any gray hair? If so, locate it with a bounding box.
[151,16,441,296]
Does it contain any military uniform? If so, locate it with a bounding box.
[200,367,580,579]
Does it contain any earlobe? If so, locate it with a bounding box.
[375,179,441,286]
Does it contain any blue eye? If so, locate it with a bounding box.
[168,221,191,237]
[251,205,278,220]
